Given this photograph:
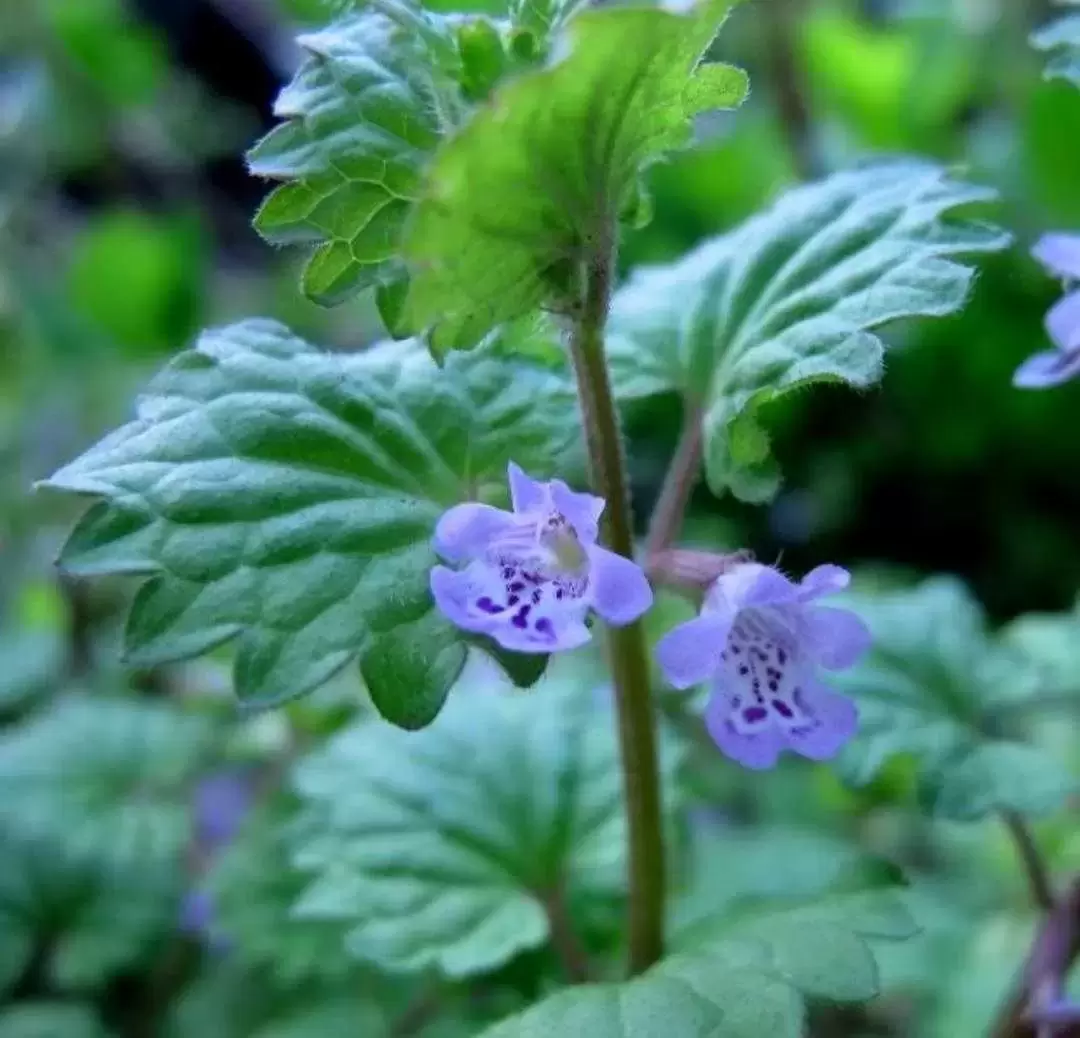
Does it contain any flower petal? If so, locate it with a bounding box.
[508,461,547,513]
[1032,233,1080,280]
[802,606,872,670]
[433,502,516,563]
[588,546,652,626]
[491,613,591,653]
[797,564,851,601]
[1012,348,1080,389]
[656,611,733,689]
[785,680,858,761]
[734,563,802,609]
[429,563,502,635]
[550,479,605,544]
[704,686,785,770]
[1045,289,1080,353]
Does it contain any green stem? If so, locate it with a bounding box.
[567,226,666,975]
[1001,809,1055,912]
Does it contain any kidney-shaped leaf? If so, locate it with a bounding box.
[289,661,683,977]
[833,578,1078,820]
[608,162,1009,501]
[41,320,577,727]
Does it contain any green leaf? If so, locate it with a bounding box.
[0,699,215,871]
[1001,599,1080,698]
[0,1003,110,1038]
[670,826,877,947]
[248,0,466,310]
[833,577,1079,820]
[478,978,733,1038]
[404,0,749,352]
[1032,7,1080,87]
[608,162,1009,501]
[289,659,685,977]
[480,891,915,1037]
[0,820,183,993]
[206,802,355,987]
[41,320,576,726]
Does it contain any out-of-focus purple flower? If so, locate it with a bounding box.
[1015,234,1080,389]
[1028,996,1080,1030]
[656,562,870,770]
[430,462,652,652]
[193,769,253,850]
[180,769,254,944]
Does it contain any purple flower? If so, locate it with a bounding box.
[655,562,871,770]
[193,769,253,851]
[430,463,652,652]
[1014,233,1080,389]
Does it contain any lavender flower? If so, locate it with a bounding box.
[656,562,870,770]
[430,462,652,652]
[1014,233,1080,389]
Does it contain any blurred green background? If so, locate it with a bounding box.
[2,0,1079,1036]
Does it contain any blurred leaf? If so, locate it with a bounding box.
[403,0,748,352]
[481,891,915,1037]
[608,162,1009,501]
[835,577,1079,820]
[248,0,467,311]
[1032,5,1080,87]
[68,210,204,355]
[207,803,355,987]
[290,662,685,977]
[43,0,165,106]
[0,629,64,716]
[43,320,575,725]
[478,978,736,1038]
[0,1002,109,1038]
[1002,599,1080,697]
[0,820,183,992]
[0,699,215,871]
[670,825,878,947]
[165,964,390,1038]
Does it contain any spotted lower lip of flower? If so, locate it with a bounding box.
[429,462,653,653]
[655,562,871,770]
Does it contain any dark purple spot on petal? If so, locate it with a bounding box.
[508,581,526,593]
[777,648,787,665]
[743,706,768,724]
[533,589,543,604]
[768,680,778,693]
[738,665,749,676]
[523,571,542,584]
[511,604,532,629]
[730,644,741,655]
[502,568,514,579]
[535,617,554,638]
[772,699,793,719]
[476,596,503,614]
[508,595,520,607]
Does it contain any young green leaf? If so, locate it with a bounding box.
[608,163,1010,501]
[832,578,1079,820]
[289,661,684,978]
[41,320,576,726]
[404,0,749,352]
[1002,598,1080,699]
[478,891,915,1037]
[1032,3,1080,87]
[0,699,215,873]
[247,0,467,316]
